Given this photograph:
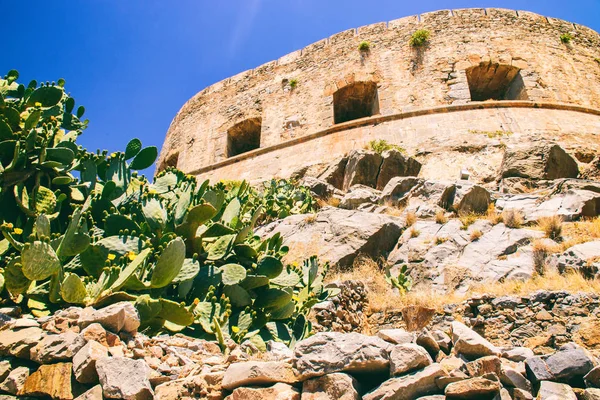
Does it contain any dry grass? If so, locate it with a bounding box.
[304,214,317,224]
[327,255,401,313]
[563,217,600,242]
[405,211,417,227]
[470,229,483,241]
[486,203,503,225]
[382,200,405,217]
[435,236,449,245]
[502,209,524,228]
[317,196,340,208]
[536,215,563,240]
[532,240,552,276]
[459,213,478,230]
[409,228,420,238]
[435,210,448,224]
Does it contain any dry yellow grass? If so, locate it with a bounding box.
[435,210,448,224]
[486,203,503,225]
[536,215,563,240]
[469,229,483,241]
[502,209,524,228]
[409,227,420,238]
[459,213,478,230]
[317,196,341,208]
[531,239,552,275]
[563,217,600,242]
[304,214,317,224]
[435,236,449,245]
[405,211,417,227]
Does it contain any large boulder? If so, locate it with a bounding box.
[221,361,299,391]
[300,177,338,199]
[78,302,140,333]
[525,348,595,386]
[318,156,349,190]
[363,364,448,400]
[500,143,579,180]
[73,340,108,384]
[30,331,86,364]
[0,366,29,395]
[556,241,600,276]
[301,373,361,400]
[446,183,491,214]
[452,321,501,360]
[0,326,44,359]
[389,343,432,376]
[343,150,383,190]
[256,207,403,268]
[339,185,381,210]
[19,362,73,400]
[294,332,392,379]
[376,149,422,190]
[96,357,153,400]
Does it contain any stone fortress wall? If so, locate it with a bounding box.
[158,8,600,183]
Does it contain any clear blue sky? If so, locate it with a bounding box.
[3,1,599,174]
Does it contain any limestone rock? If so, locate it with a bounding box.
[73,340,108,384]
[536,380,577,400]
[74,385,103,400]
[389,343,433,376]
[318,156,348,190]
[300,177,337,199]
[448,183,491,214]
[80,323,121,347]
[463,356,502,377]
[0,366,29,395]
[294,332,392,379]
[19,362,73,400]
[525,349,595,385]
[444,377,500,398]
[0,360,11,382]
[581,156,600,181]
[380,177,422,206]
[301,373,360,400]
[376,149,422,190]
[502,347,535,362]
[557,241,600,275]
[377,329,415,345]
[0,327,44,359]
[256,207,402,268]
[500,143,579,180]
[363,363,448,400]
[222,361,299,391]
[340,185,381,210]
[343,150,383,190]
[227,382,300,400]
[96,357,153,399]
[30,331,86,364]
[452,321,501,360]
[78,302,140,333]
[585,365,600,387]
[583,388,600,400]
[500,365,531,392]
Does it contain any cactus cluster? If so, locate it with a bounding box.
[0,70,333,348]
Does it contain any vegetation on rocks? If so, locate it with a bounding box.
[0,70,333,349]
[409,29,430,47]
[367,139,405,154]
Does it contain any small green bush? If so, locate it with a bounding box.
[409,29,430,47]
[368,139,406,154]
[289,79,298,89]
[358,41,370,51]
[560,33,573,43]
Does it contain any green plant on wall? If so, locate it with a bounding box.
[409,29,430,47]
[367,139,406,154]
[289,79,298,89]
[560,33,573,43]
[358,41,371,51]
[0,69,334,350]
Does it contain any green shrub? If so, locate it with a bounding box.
[409,29,430,47]
[367,139,406,154]
[560,33,573,43]
[0,70,330,350]
[289,79,298,89]
[385,264,412,294]
[358,41,370,51]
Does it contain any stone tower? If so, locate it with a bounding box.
[158,8,600,183]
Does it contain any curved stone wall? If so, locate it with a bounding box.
[158,8,600,182]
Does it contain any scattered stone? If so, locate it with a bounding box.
[583,388,600,400]
[300,177,337,199]
[74,385,103,400]
[376,149,422,190]
[448,183,491,214]
[0,327,44,359]
[340,185,381,210]
[380,177,422,206]
[416,330,441,358]
[389,343,432,376]
[19,362,73,400]
[0,366,29,395]
[0,360,11,382]
[444,377,500,399]
[73,340,109,383]
[402,306,436,331]
[377,329,415,345]
[295,332,391,379]
[536,380,577,400]
[301,373,360,400]
[503,347,535,362]
[452,321,501,360]
[78,302,140,333]
[463,356,502,377]
[585,365,600,387]
[96,357,153,399]
[227,382,300,400]
[30,331,86,364]
[363,363,448,400]
[222,361,299,390]
[500,143,579,180]
[80,323,121,347]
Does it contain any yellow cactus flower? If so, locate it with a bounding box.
[127,252,137,261]
[107,254,116,261]
[231,326,240,333]
[34,102,42,107]
[13,228,23,235]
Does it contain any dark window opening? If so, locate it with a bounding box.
[466,62,528,101]
[158,152,179,172]
[333,82,380,124]
[227,118,262,157]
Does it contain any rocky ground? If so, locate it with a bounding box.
[2,140,600,399]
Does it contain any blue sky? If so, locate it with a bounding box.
[3,1,599,175]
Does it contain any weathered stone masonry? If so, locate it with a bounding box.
[158,8,600,183]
